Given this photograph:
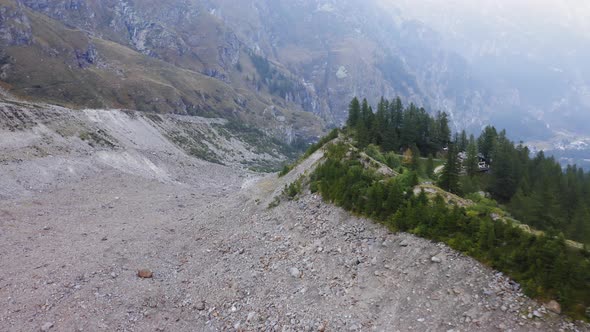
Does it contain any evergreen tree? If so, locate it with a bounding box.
[347,97,361,128]
[478,220,496,251]
[439,144,461,194]
[466,135,479,177]
[489,135,518,201]
[568,205,590,245]
[436,111,451,149]
[401,103,420,150]
[478,126,498,161]
[382,123,398,152]
[356,120,370,148]
[458,130,468,152]
[374,97,388,145]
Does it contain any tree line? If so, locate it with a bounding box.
[347,97,451,156]
[457,126,590,246]
[346,96,590,245]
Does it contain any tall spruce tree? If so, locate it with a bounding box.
[436,111,451,149]
[489,134,518,201]
[478,126,498,161]
[347,97,361,128]
[466,135,479,177]
[439,143,461,194]
[458,130,468,151]
[374,97,388,146]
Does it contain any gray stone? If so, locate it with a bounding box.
[247,311,257,322]
[41,322,54,331]
[195,301,206,311]
[289,267,302,278]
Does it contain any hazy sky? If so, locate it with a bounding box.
[376,0,590,66]
[382,0,590,40]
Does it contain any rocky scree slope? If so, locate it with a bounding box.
[0,102,588,331]
[0,97,287,200]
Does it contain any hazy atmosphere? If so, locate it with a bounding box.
[383,0,590,166]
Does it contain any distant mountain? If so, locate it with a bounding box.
[1,0,588,152]
[389,0,590,142]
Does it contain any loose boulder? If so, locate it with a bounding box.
[545,300,561,314]
[138,269,154,279]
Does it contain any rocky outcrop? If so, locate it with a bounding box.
[74,43,98,68]
[0,2,32,46]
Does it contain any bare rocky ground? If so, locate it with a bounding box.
[0,100,588,332]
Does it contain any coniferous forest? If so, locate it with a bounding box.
[307,97,590,319]
[345,97,590,245]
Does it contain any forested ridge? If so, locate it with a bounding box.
[305,97,590,320]
[345,97,590,245]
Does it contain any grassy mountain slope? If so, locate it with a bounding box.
[0,0,324,141]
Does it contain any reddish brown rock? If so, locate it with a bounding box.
[546,300,561,314]
[137,269,153,279]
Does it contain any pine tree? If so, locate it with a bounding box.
[356,120,370,148]
[383,181,404,217]
[347,97,361,128]
[489,136,518,201]
[458,130,468,152]
[466,136,479,177]
[569,205,590,245]
[439,143,460,194]
[382,123,398,152]
[374,97,388,145]
[478,126,498,161]
[478,220,496,251]
[436,111,451,149]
